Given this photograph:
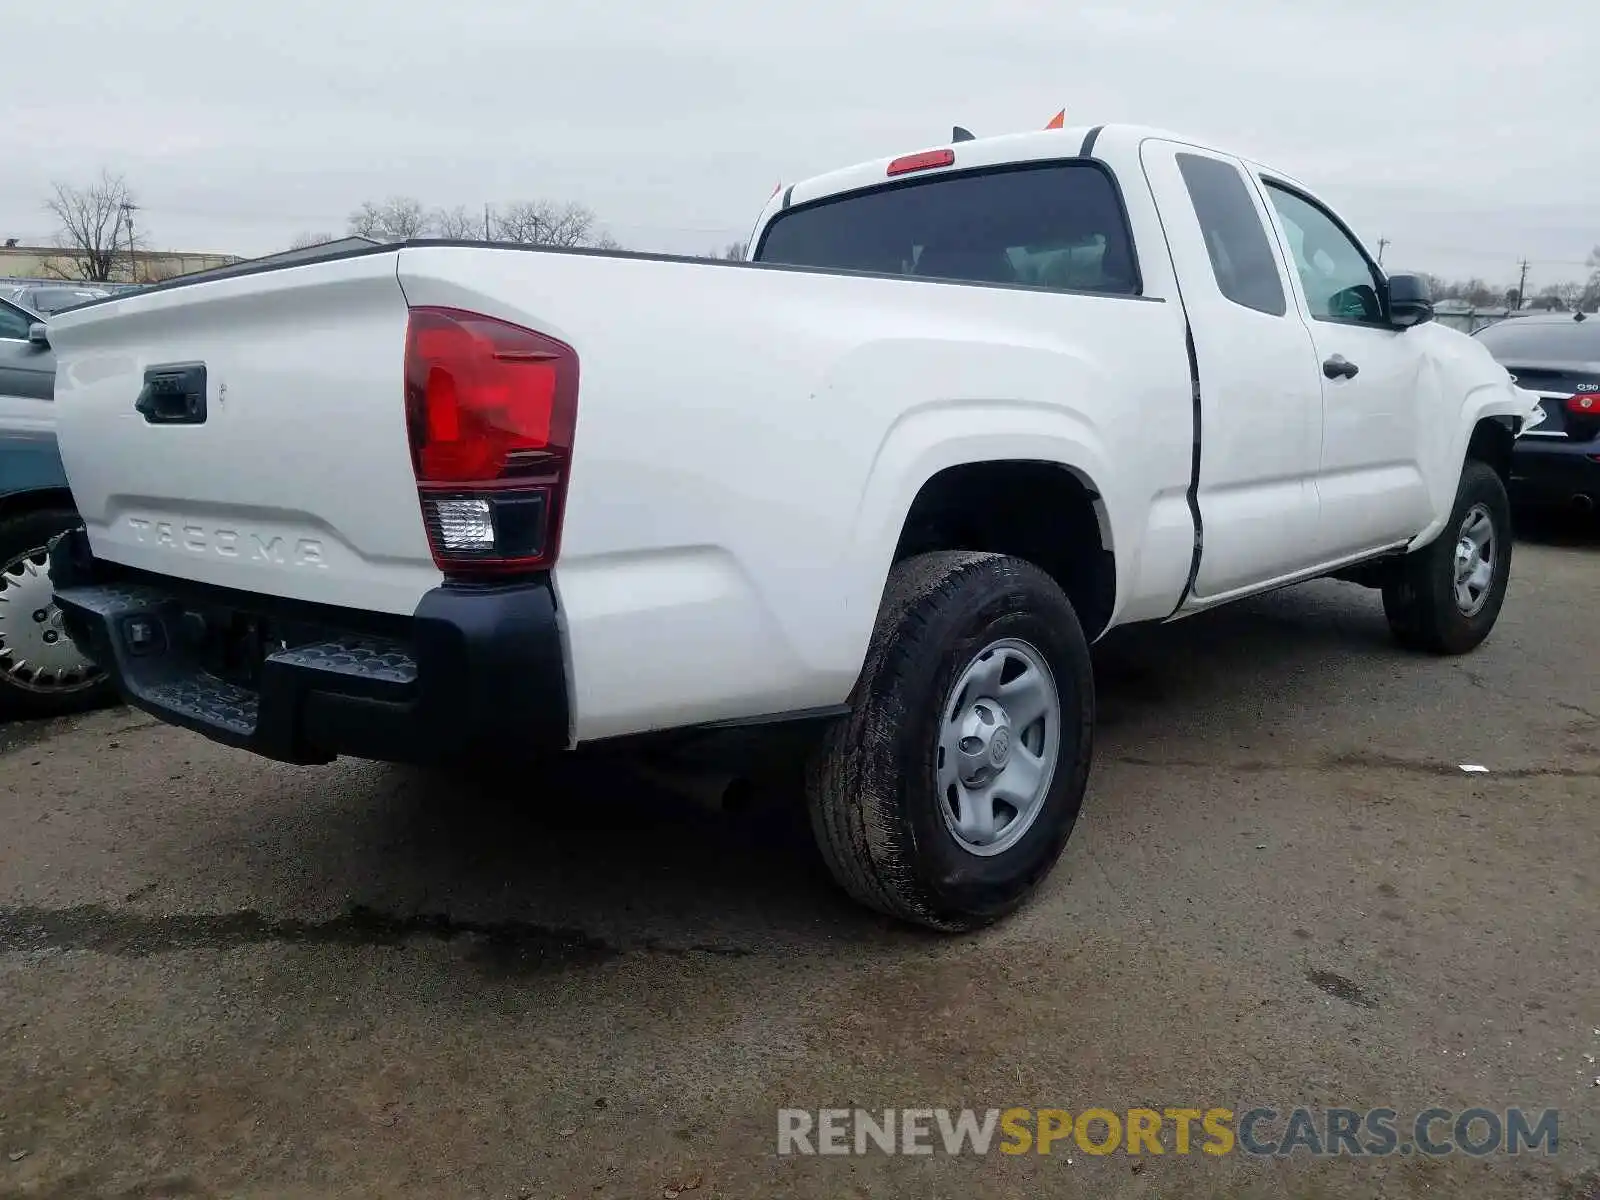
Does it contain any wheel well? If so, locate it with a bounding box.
[893,461,1116,639]
[0,487,75,523]
[1466,417,1514,485]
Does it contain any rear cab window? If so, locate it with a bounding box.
[1174,153,1287,317]
[755,161,1141,296]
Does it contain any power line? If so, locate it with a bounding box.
[1387,243,1593,270]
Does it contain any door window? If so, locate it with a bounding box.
[1264,184,1386,326]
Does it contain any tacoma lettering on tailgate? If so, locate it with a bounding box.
[126,517,327,569]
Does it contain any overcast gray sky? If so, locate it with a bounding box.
[5,0,1596,288]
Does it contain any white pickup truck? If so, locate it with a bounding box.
[47,123,1540,930]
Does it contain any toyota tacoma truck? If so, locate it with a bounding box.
[45,124,1541,931]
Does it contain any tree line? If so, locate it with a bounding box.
[289,195,622,250]
[21,173,633,283]
[1422,271,1600,313]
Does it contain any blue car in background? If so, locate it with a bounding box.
[1474,312,1600,516]
[0,295,113,718]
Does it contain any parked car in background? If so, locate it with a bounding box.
[1473,312,1600,514]
[7,285,112,317]
[0,297,111,717]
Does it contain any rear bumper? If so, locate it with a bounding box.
[48,527,571,765]
[1511,437,1600,506]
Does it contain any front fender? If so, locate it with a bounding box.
[1408,323,1544,548]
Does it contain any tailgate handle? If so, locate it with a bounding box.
[136,363,208,424]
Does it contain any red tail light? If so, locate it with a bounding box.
[887,149,955,177]
[404,307,578,576]
[1566,393,1600,416]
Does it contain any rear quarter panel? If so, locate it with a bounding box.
[398,246,1194,739]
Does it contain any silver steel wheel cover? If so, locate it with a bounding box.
[936,636,1061,857]
[0,545,104,694]
[1452,503,1496,617]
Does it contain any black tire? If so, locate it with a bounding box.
[0,508,115,720]
[1382,460,1512,655]
[807,551,1094,932]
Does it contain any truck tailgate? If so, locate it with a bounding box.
[47,251,441,615]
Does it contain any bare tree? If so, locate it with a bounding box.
[429,205,481,240]
[491,199,611,248]
[717,241,747,261]
[289,231,336,250]
[1533,282,1584,311]
[348,197,429,241]
[44,170,141,282]
[1583,268,1600,314]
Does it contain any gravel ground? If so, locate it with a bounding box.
[1,518,1597,1200]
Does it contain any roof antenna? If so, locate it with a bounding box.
[952,126,975,143]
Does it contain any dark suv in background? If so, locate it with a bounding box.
[6,284,112,317]
[0,296,112,718]
[1474,312,1600,515]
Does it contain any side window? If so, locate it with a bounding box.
[1264,184,1386,325]
[0,301,31,341]
[756,162,1140,296]
[1175,153,1286,317]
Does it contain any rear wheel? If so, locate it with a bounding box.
[1382,460,1512,655]
[807,552,1094,931]
[0,509,114,719]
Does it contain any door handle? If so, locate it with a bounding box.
[1323,355,1359,380]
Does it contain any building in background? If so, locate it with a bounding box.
[1431,300,1556,336]
[0,243,243,285]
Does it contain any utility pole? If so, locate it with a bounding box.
[1376,237,1389,266]
[483,203,491,241]
[1515,259,1530,310]
[119,202,139,283]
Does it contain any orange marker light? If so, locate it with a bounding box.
[1045,109,1065,130]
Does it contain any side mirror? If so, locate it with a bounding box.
[27,322,49,348]
[1386,274,1434,328]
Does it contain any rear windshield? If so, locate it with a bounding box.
[29,288,105,313]
[755,162,1140,296]
[1474,318,1600,362]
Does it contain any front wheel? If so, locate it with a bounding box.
[807,552,1095,932]
[1382,460,1512,655]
